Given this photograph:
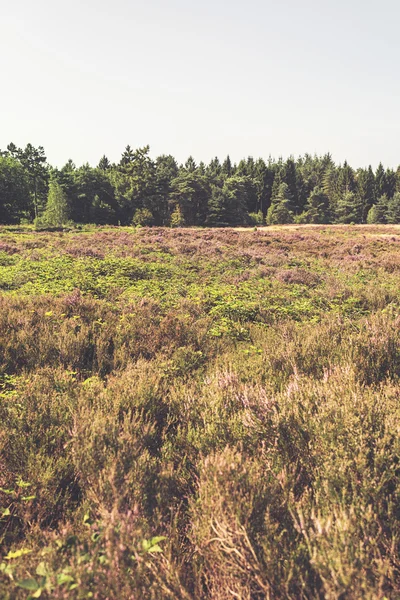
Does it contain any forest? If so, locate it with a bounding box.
[1,142,400,227]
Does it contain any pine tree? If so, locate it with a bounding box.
[254,158,274,216]
[155,155,178,225]
[296,154,319,211]
[206,185,228,226]
[337,161,356,195]
[322,165,337,200]
[300,187,330,224]
[375,163,386,198]
[282,157,300,213]
[366,195,388,224]
[223,176,250,225]
[89,194,117,224]
[356,166,375,222]
[396,166,400,193]
[98,155,111,170]
[235,159,248,176]
[335,191,363,224]
[0,156,30,223]
[17,144,49,220]
[221,155,232,177]
[207,157,222,177]
[184,156,197,172]
[386,169,397,198]
[266,183,294,224]
[113,146,159,224]
[386,192,400,224]
[169,171,210,226]
[120,145,135,166]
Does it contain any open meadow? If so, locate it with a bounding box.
[1,224,400,599]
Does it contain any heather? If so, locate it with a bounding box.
[1,224,400,599]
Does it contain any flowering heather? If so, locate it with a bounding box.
[1,224,400,599]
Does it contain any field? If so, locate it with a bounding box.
[1,224,400,599]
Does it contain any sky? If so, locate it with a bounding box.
[1,0,400,169]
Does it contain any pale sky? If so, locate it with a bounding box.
[1,0,399,169]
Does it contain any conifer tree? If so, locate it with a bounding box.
[89,194,117,224]
[282,157,300,213]
[337,161,356,195]
[11,143,49,220]
[266,183,294,224]
[221,155,232,177]
[120,145,135,166]
[169,171,209,225]
[335,191,363,224]
[206,185,228,226]
[0,156,30,223]
[395,166,400,193]
[356,166,375,222]
[253,158,274,215]
[98,155,111,170]
[375,163,390,199]
[112,146,159,224]
[322,165,337,202]
[184,156,197,172]
[366,194,388,224]
[207,157,222,177]
[300,186,330,224]
[386,192,400,224]
[385,169,397,199]
[223,176,250,225]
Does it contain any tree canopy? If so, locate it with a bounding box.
[1,143,400,226]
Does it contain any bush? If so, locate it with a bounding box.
[248,211,264,226]
[132,208,155,227]
[169,206,185,227]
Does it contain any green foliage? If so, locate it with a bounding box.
[367,194,388,224]
[132,208,154,226]
[248,210,264,225]
[223,176,251,225]
[90,194,117,225]
[335,191,363,224]
[0,156,31,223]
[38,179,69,228]
[169,171,209,226]
[267,183,294,224]
[169,205,185,227]
[299,186,330,224]
[2,142,400,226]
[386,192,400,224]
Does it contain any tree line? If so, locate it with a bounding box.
[1,142,400,227]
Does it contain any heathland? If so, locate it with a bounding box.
[1,224,400,599]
